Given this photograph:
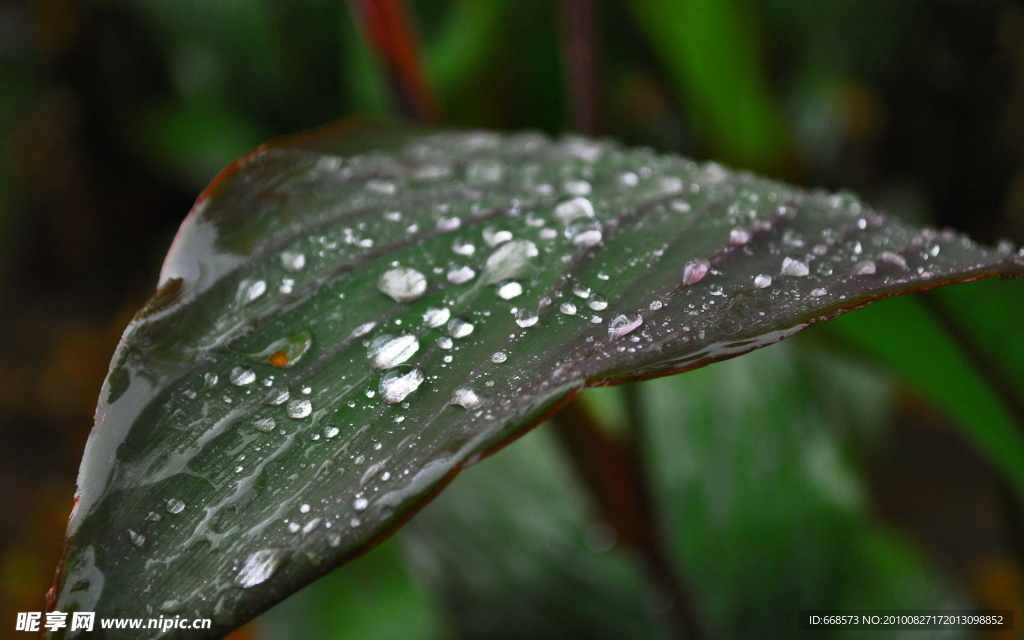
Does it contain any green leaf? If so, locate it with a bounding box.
[638,340,969,638]
[823,290,1024,493]
[52,122,1023,637]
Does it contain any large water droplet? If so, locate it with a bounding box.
[491,352,508,364]
[380,368,424,403]
[353,497,370,512]
[753,274,772,289]
[378,267,428,302]
[608,314,643,338]
[450,388,482,410]
[166,499,186,515]
[780,257,810,277]
[682,259,710,285]
[484,240,539,284]
[560,301,577,315]
[234,549,288,589]
[369,334,420,369]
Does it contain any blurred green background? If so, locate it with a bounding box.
[2,0,1024,638]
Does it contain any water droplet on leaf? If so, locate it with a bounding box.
[369,334,420,369]
[380,368,424,403]
[780,257,810,277]
[608,314,643,338]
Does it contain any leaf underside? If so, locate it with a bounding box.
[52,121,1024,638]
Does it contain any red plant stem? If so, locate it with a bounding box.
[348,0,440,124]
[552,399,705,640]
[558,0,602,135]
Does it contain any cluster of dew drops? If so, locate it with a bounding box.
[160,131,1019,594]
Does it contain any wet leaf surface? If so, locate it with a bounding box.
[52,122,1024,637]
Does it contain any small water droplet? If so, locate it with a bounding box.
[879,251,908,269]
[436,216,462,232]
[587,294,608,311]
[448,317,475,338]
[438,336,454,349]
[682,259,710,285]
[729,228,751,246]
[810,288,828,297]
[166,499,186,514]
[560,301,577,315]
[353,497,369,512]
[452,240,476,256]
[466,159,504,183]
[380,368,424,403]
[572,284,591,299]
[566,220,603,247]
[263,387,289,406]
[234,548,288,589]
[497,281,524,299]
[554,196,596,224]
[230,367,256,386]
[484,240,539,283]
[564,179,592,195]
[241,280,267,304]
[423,306,451,328]
[851,260,876,276]
[491,352,508,363]
[450,388,482,410]
[515,309,539,328]
[351,322,377,338]
[649,300,663,311]
[280,251,306,271]
[204,372,218,387]
[324,426,340,438]
[287,399,312,419]
[254,417,276,433]
[369,334,420,369]
[128,529,146,548]
[378,267,428,302]
[780,257,810,277]
[753,274,772,289]
[447,265,476,284]
[483,227,514,246]
[608,314,643,338]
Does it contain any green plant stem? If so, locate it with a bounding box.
[551,398,705,640]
